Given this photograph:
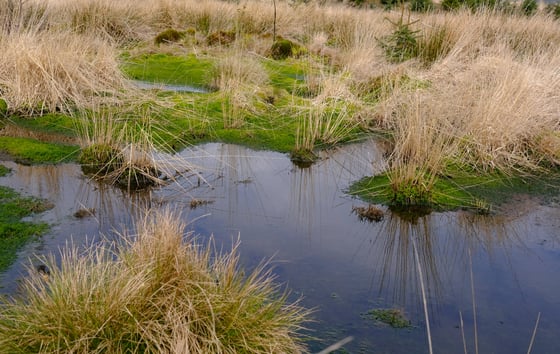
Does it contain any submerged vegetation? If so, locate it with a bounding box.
[0,209,310,353]
[363,308,412,329]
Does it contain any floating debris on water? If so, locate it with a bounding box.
[351,204,384,222]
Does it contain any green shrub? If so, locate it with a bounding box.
[442,0,504,11]
[410,0,434,12]
[154,28,185,45]
[441,0,463,11]
[378,17,419,63]
[381,0,401,10]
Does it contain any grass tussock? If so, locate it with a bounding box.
[75,107,197,190]
[0,209,311,353]
[0,30,129,114]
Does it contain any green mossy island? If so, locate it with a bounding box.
[121,53,215,88]
[363,308,412,329]
[0,186,51,271]
[349,167,560,213]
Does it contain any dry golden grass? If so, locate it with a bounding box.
[0,30,128,114]
[0,209,311,353]
[1,0,559,177]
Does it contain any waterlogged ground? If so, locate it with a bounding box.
[1,142,560,353]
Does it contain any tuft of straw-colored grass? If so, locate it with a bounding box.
[0,30,129,114]
[0,209,311,353]
[294,68,361,159]
[380,90,457,205]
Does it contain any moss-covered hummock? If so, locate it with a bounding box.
[0,186,51,271]
[78,143,122,176]
[349,167,560,214]
[154,28,185,45]
[269,38,306,60]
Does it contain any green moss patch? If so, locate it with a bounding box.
[121,53,215,88]
[262,59,308,95]
[141,92,299,153]
[9,113,76,137]
[349,168,560,213]
[118,52,362,154]
[0,165,10,177]
[0,137,79,164]
[0,186,51,271]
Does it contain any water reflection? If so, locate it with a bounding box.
[372,213,444,312]
[1,142,559,353]
[366,209,528,319]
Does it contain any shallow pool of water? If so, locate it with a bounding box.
[131,80,210,93]
[1,141,559,353]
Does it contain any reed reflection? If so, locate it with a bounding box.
[366,207,526,323]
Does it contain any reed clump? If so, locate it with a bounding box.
[0,209,311,353]
[75,107,193,190]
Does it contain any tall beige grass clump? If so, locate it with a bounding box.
[0,209,310,353]
[53,0,148,43]
[379,88,458,205]
[0,30,129,114]
[373,9,560,175]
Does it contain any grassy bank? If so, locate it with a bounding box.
[0,184,51,271]
[0,209,310,353]
[0,0,558,197]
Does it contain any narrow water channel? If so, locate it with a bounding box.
[1,141,559,353]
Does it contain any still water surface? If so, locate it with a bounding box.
[1,141,559,353]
